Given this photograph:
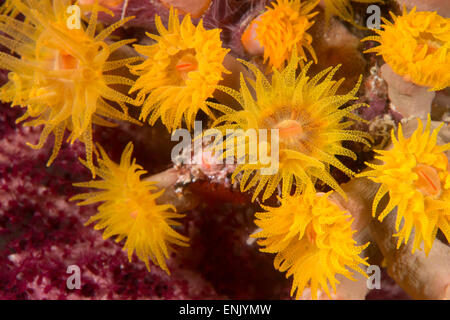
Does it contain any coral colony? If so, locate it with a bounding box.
[0,0,449,300]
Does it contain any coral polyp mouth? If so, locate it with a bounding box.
[129,210,139,219]
[305,223,316,243]
[414,164,442,197]
[415,32,444,56]
[57,51,78,70]
[125,199,140,219]
[175,52,198,82]
[275,119,304,139]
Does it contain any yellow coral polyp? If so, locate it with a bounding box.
[0,0,141,176]
[360,117,450,254]
[212,53,371,202]
[363,7,450,91]
[128,7,230,132]
[251,0,318,70]
[71,142,189,274]
[252,189,369,300]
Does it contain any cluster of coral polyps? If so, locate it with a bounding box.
[0,0,449,300]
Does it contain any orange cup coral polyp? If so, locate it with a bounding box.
[242,0,319,71]
[363,7,450,91]
[0,0,141,176]
[128,7,230,133]
[360,117,450,254]
[71,142,189,274]
[212,53,371,202]
[252,189,369,300]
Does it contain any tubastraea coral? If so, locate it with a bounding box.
[241,0,318,71]
[128,7,230,133]
[360,117,450,255]
[322,0,384,27]
[252,188,369,300]
[363,7,450,91]
[71,142,189,274]
[211,52,371,202]
[0,0,141,176]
